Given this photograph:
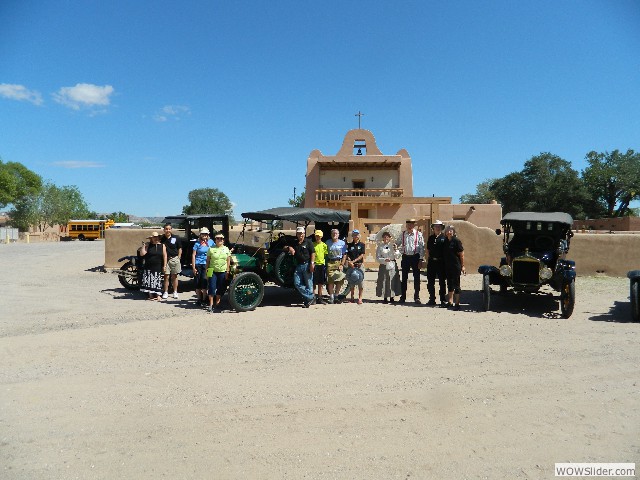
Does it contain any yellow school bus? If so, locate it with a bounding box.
[67,219,115,241]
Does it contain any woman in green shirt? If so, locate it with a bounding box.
[205,233,231,312]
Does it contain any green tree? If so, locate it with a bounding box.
[9,183,90,231]
[109,211,130,222]
[288,190,305,208]
[459,179,497,204]
[182,188,233,217]
[0,159,43,208]
[488,153,589,217]
[582,149,640,217]
[520,153,588,216]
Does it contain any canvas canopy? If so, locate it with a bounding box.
[241,207,351,224]
[501,212,573,226]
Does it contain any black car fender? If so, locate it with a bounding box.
[558,260,576,281]
[478,265,503,285]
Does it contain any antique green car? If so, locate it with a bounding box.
[478,212,576,318]
[225,207,351,312]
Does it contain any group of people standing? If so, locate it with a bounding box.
[378,219,465,310]
[285,226,366,307]
[290,219,465,309]
[137,219,465,311]
[138,223,231,312]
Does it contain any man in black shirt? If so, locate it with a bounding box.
[426,220,447,306]
[284,226,316,307]
[160,223,183,300]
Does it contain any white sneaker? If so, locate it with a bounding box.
[173,292,179,299]
[161,292,168,299]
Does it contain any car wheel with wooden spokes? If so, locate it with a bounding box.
[482,274,491,312]
[229,272,265,312]
[118,261,140,290]
[560,278,575,319]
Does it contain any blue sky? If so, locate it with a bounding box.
[1,0,639,217]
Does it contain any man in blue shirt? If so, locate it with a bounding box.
[325,228,347,304]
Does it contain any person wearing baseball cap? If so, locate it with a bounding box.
[426,220,447,306]
[312,230,329,304]
[346,229,366,304]
[283,226,316,307]
[325,228,347,304]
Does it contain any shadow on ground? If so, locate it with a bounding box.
[588,300,635,323]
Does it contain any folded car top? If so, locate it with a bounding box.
[501,212,573,226]
[241,207,351,223]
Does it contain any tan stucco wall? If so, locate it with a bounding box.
[570,233,640,276]
[437,204,503,230]
[104,229,159,268]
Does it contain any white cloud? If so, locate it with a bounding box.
[153,104,191,122]
[52,83,114,111]
[52,161,105,169]
[0,84,43,105]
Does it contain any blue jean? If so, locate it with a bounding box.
[294,263,314,302]
[208,272,227,296]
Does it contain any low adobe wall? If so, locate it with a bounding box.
[104,229,156,268]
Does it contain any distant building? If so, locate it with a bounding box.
[304,129,501,234]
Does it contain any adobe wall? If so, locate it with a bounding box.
[104,229,156,268]
[437,204,503,230]
[570,233,640,276]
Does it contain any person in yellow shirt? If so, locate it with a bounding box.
[205,233,231,312]
[312,230,329,304]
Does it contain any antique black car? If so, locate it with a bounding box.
[628,270,640,323]
[224,207,351,312]
[478,212,576,318]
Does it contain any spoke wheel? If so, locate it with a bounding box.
[274,251,296,287]
[229,272,264,312]
[118,261,140,290]
[631,280,639,323]
[482,274,491,312]
[560,278,575,319]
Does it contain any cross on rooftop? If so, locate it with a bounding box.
[354,110,365,129]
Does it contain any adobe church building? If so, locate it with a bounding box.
[304,129,502,235]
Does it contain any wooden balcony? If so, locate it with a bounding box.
[315,188,403,203]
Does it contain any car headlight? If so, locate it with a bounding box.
[540,267,553,280]
[499,265,512,277]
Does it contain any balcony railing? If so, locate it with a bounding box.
[316,188,403,202]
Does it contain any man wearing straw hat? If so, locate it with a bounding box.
[426,220,447,306]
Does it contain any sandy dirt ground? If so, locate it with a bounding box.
[0,241,638,479]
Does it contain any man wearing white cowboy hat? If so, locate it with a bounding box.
[426,220,447,306]
[399,219,425,304]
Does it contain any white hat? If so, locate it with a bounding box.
[431,220,444,228]
[296,226,305,233]
[199,227,210,235]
